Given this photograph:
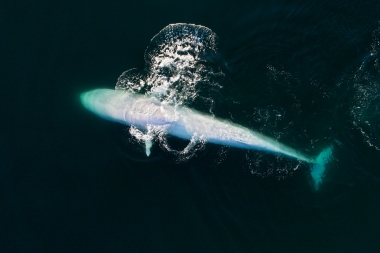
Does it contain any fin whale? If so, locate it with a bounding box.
[81,89,333,190]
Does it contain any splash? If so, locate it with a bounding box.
[115,24,224,162]
[116,23,224,108]
[350,21,380,151]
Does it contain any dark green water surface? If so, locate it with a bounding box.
[2,0,380,252]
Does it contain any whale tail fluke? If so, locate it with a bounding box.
[310,146,333,190]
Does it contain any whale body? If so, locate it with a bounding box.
[80,89,333,190]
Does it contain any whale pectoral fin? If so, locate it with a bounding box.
[310,146,333,190]
[145,139,153,157]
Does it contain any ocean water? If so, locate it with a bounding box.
[2,0,380,252]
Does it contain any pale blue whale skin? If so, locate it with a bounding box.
[81,89,332,190]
